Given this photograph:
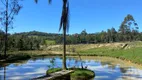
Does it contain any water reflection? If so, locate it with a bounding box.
[0,56,142,80]
[4,67,6,80]
[0,66,6,80]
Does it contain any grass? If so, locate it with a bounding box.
[70,68,95,80]
[1,41,142,65]
[46,68,62,74]
[45,40,56,45]
[46,68,95,80]
[78,46,142,64]
[46,41,142,65]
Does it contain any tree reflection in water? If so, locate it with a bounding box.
[0,66,6,80]
[4,66,6,80]
[120,67,128,73]
[0,67,2,80]
[0,57,142,80]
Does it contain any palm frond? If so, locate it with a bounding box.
[59,14,63,31]
[34,0,52,4]
[66,2,70,32]
[59,0,70,32]
[34,0,38,3]
[48,0,52,4]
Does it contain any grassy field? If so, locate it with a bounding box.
[45,40,56,45]
[47,41,142,64]
[74,41,142,64]
[79,47,142,64]
[1,41,142,65]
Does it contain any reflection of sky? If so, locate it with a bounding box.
[0,57,142,80]
[86,61,142,80]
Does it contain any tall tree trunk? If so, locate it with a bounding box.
[62,0,67,70]
[4,0,8,58]
[63,27,67,70]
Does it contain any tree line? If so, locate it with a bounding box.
[60,14,140,44]
[0,14,141,51]
[0,32,41,51]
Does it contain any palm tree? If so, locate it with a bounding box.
[35,0,69,70]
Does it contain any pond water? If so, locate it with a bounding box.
[0,56,142,80]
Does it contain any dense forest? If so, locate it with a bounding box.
[0,14,141,51]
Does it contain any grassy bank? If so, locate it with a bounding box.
[46,41,142,65]
[77,42,142,64]
[0,53,31,63]
[1,41,142,65]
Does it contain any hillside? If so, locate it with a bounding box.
[13,31,62,40]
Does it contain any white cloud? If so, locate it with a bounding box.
[24,67,46,75]
[8,76,24,80]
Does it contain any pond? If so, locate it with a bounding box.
[0,56,142,80]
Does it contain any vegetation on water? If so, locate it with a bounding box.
[46,68,62,74]
[46,68,95,80]
[70,68,95,80]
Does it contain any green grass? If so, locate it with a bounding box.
[79,46,142,64]
[70,68,95,80]
[45,40,56,45]
[1,41,142,65]
[46,68,62,74]
[46,68,95,80]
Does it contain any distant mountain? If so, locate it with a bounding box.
[13,31,61,36]
[12,31,62,40]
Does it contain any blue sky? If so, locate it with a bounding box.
[6,0,142,34]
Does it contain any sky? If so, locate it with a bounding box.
[1,0,142,34]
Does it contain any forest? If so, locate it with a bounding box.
[0,14,140,51]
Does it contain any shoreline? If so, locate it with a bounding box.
[0,51,142,67]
